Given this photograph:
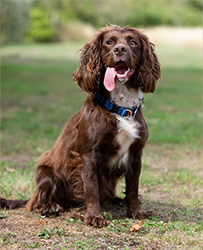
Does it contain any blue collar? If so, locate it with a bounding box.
[95,93,143,118]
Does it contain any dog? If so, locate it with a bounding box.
[1,25,161,227]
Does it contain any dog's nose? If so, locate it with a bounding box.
[114,44,127,56]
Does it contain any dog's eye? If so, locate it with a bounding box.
[130,40,137,46]
[106,40,113,45]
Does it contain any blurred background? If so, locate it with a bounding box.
[1,0,202,159]
[1,2,202,248]
[1,0,202,43]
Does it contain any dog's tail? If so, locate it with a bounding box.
[0,197,28,209]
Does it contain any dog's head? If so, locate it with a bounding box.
[73,25,161,94]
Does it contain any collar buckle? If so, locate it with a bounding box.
[125,109,134,118]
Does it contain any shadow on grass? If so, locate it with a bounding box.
[99,199,202,224]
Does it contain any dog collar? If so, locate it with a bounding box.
[95,93,143,118]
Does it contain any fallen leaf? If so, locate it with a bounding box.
[80,214,84,221]
[37,219,48,225]
[130,221,144,232]
[6,167,15,173]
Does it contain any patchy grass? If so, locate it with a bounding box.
[1,38,202,249]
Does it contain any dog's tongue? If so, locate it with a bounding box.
[104,67,116,92]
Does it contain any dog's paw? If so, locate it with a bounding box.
[84,213,107,228]
[135,209,154,219]
[127,209,154,219]
[35,203,64,217]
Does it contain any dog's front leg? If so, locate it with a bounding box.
[125,150,153,219]
[82,154,107,228]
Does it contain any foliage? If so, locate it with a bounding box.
[65,1,202,28]
[1,1,31,43]
[37,228,52,239]
[28,8,55,42]
[1,1,202,44]
[126,1,202,27]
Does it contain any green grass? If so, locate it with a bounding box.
[1,43,86,155]
[1,160,35,199]
[1,41,202,249]
[145,66,202,146]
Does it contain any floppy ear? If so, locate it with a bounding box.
[73,32,104,94]
[138,34,161,93]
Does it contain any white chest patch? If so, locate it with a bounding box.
[117,116,140,153]
[109,115,140,169]
[108,84,142,169]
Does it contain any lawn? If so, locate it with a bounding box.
[0,37,202,250]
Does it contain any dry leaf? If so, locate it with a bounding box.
[80,214,85,221]
[130,221,144,232]
[6,167,15,173]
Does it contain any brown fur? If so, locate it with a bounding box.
[1,25,161,227]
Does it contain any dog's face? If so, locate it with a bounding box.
[73,25,161,94]
[101,28,142,77]
[100,28,143,91]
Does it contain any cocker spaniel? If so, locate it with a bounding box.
[1,25,161,227]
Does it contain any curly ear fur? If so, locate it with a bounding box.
[138,34,161,93]
[73,32,104,94]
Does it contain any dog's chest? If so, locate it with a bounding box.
[109,115,140,169]
[108,85,141,169]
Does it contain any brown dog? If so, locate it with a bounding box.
[1,25,161,227]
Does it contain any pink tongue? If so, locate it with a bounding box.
[104,67,116,91]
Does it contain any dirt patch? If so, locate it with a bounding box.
[0,206,172,250]
[144,143,201,172]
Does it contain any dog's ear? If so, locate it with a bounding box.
[73,31,104,94]
[138,34,161,93]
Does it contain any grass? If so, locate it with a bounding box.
[145,67,202,146]
[1,40,202,249]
